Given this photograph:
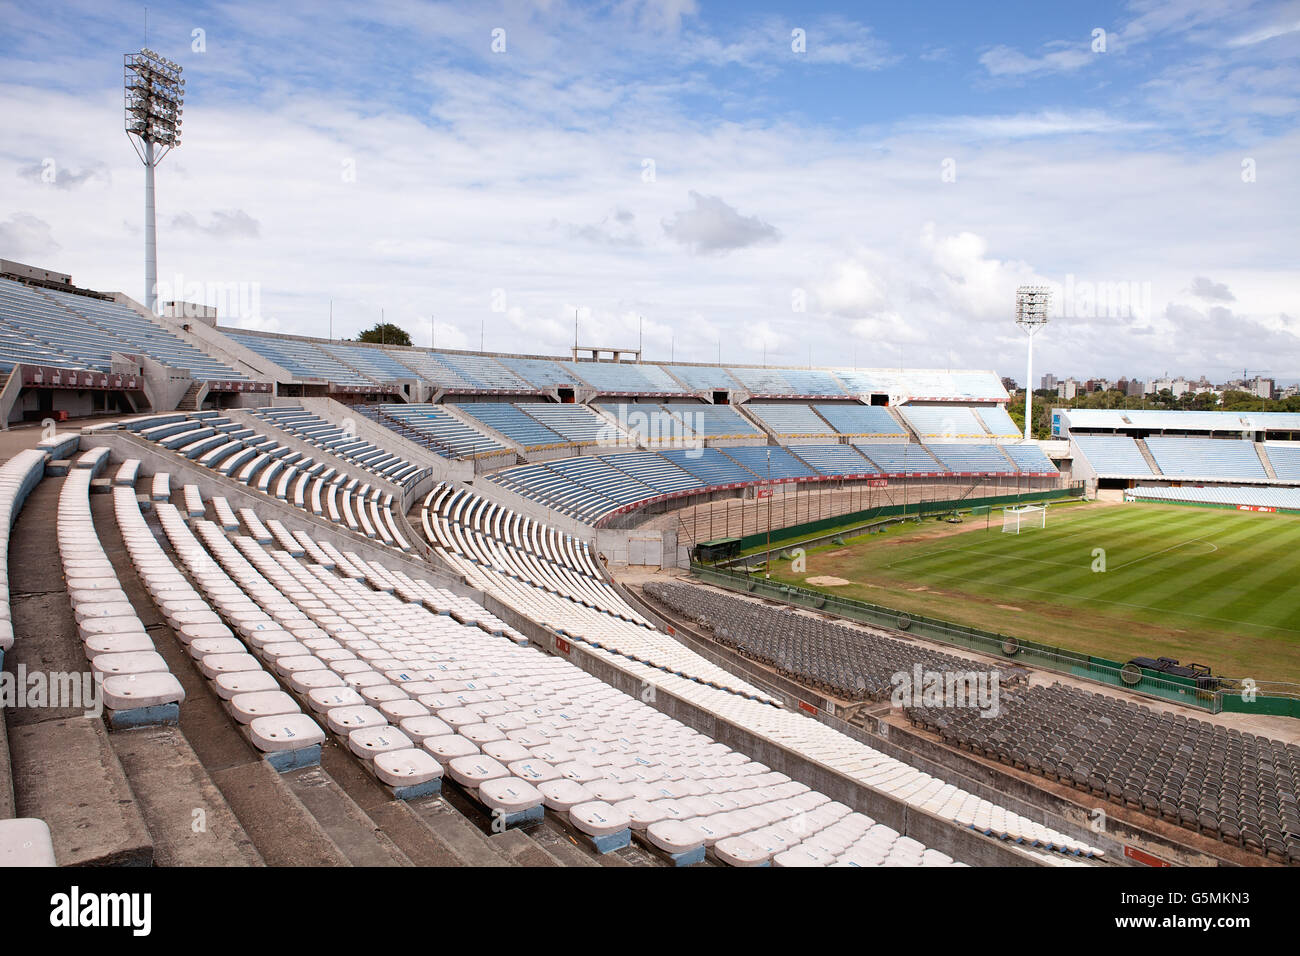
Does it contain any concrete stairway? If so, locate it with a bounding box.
[1134,437,1163,475]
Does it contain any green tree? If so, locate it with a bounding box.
[355,322,411,346]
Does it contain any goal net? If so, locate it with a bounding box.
[1001,504,1047,534]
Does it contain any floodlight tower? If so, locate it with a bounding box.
[124,49,185,314]
[1014,286,1052,440]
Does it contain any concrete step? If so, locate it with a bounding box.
[282,762,414,867]
[4,475,153,864]
[8,716,153,865]
[111,725,264,866]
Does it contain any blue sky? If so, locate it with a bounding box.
[1,0,1297,384]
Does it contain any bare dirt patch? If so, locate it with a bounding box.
[805,575,851,587]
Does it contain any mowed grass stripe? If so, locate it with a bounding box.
[784,503,1300,681]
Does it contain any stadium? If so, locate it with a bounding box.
[0,2,1296,916]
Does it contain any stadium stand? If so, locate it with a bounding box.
[222,331,377,388]
[1264,445,1300,480]
[787,445,880,476]
[907,682,1300,862]
[42,286,246,381]
[455,403,567,450]
[898,405,987,439]
[1071,435,1155,476]
[496,356,583,389]
[319,342,420,384]
[249,407,428,489]
[429,490,1101,861]
[854,443,945,475]
[812,404,906,437]
[558,362,683,394]
[603,402,760,440]
[366,404,505,459]
[428,352,534,391]
[926,444,1018,474]
[0,277,245,380]
[385,350,476,390]
[660,448,758,486]
[974,405,1021,438]
[515,403,617,445]
[1127,484,1300,510]
[1144,438,1269,481]
[664,365,742,393]
[719,445,818,480]
[60,451,187,726]
[744,404,835,437]
[1002,444,1059,475]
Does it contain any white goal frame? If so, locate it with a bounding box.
[1001,504,1047,534]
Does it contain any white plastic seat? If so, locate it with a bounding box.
[349,725,413,759]
[229,691,299,723]
[446,754,509,788]
[478,777,544,814]
[374,748,444,789]
[101,673,186,711]
[248,714,325,753]
[537,778,593,812]
[570,800,630,837]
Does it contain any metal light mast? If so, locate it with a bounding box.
[1014,286,1052,440]
[125,48,185,314]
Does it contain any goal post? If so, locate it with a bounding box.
[1002,503,1047,534]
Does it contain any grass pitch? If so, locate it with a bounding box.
[769,501,1300,685]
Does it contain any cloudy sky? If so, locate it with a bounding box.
[1,0,1297,384]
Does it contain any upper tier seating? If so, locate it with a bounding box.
[853,443,945,474]
[455,403,567,449]
[1144,438,1268,480]
[720,446,818,480]
[319,343,420,383]
[223,331,376,387]
[0,277,244,380]
[601,402,760,440]
[496,357,582,389]
[560,362,684,394]
[664,365,741,392]
[974,406,1021,438]
[812,404,906,437]
[427,352,534,391]
[1002,444,1058,474]
[743,404,835,437]
[384,350,475,390]
[726,367,800,396]
[41,287,245,381]
[1263,445,1300,481]
[1071,435,1154,476]
[925,444,1017,474]
[369,404,505,458]
[788,445,880,476]
[835,369,1007,402]
[898,405,986,438]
